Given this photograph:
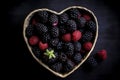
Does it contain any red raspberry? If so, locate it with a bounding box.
[96,49,107,60]
[83,15,91,21]
[72,30,82,42]
[80,49,86,54]
[62,33,71,42]
[83,42,92,51]
[29,36,39,45]
[39,41,48,51]
[32,19,37,25]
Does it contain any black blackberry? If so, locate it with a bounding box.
[56,41,63,50]
[59,25,66,35]
[79,28,86,33]
[64,42,74,51]
[32,47,41,58]
[42,51,58,64]
[77,17,86,28]
[51,62,62,72]
[68,8,81,20]
[37,11,48,23]
[86,56,98,68]
[59,52,67,63]
[49,38,59,47]
[81,31,93,42]
[59,13,69,24]
[48,52,58,64]
[41,33,50,43]
[74,42,81,52]
[66,20,77,32]
[65,51,74,58]
[25,25,34,38]
[35,23,48,34]
[63,60,74,72]
[86,21,96,32]
[49,14,58,26]
[73,53,82,64]
[50,27,59,38]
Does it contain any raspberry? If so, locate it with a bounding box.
[31,19,37,25]
[72,30,82,42]
[96,49,107,61]
[62,33,71,42]
[38,41,48,51]
[29,36,39,45]
[83,14,91,21]
[83,42,92,51]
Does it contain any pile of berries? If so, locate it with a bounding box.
[25,8,97,73]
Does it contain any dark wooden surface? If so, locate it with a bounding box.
[5,0,120,80]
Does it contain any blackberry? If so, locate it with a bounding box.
[35,23,48,34]
[49,14,58,26]
[73,53,82,64]
[48,52,58,64]
[65,51,74,58]
[51,62,62,72]
[59,52,67,63]
[37,11,48,23]
[42,51,58,64]
[74,42,81,52]
[32,47,41,58]
[56,41,63,50]
[63,60,74,72]
[25,25,34,38]
[79,28,86,33]
[68,8,81,20]
[81,31,93,42]
[49,38,59,47]
[59,13,69,24]
[77,17,86,28]
[64,42,74,51]
[66,20,77,32]
[59,25,66,35]
[86,21,96,32]
[41,33,50,43]
[50,27,59,38]
[86,56,98,68]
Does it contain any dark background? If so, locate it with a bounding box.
[4,0,120,80]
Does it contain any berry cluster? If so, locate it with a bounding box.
[25,8,96,73]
